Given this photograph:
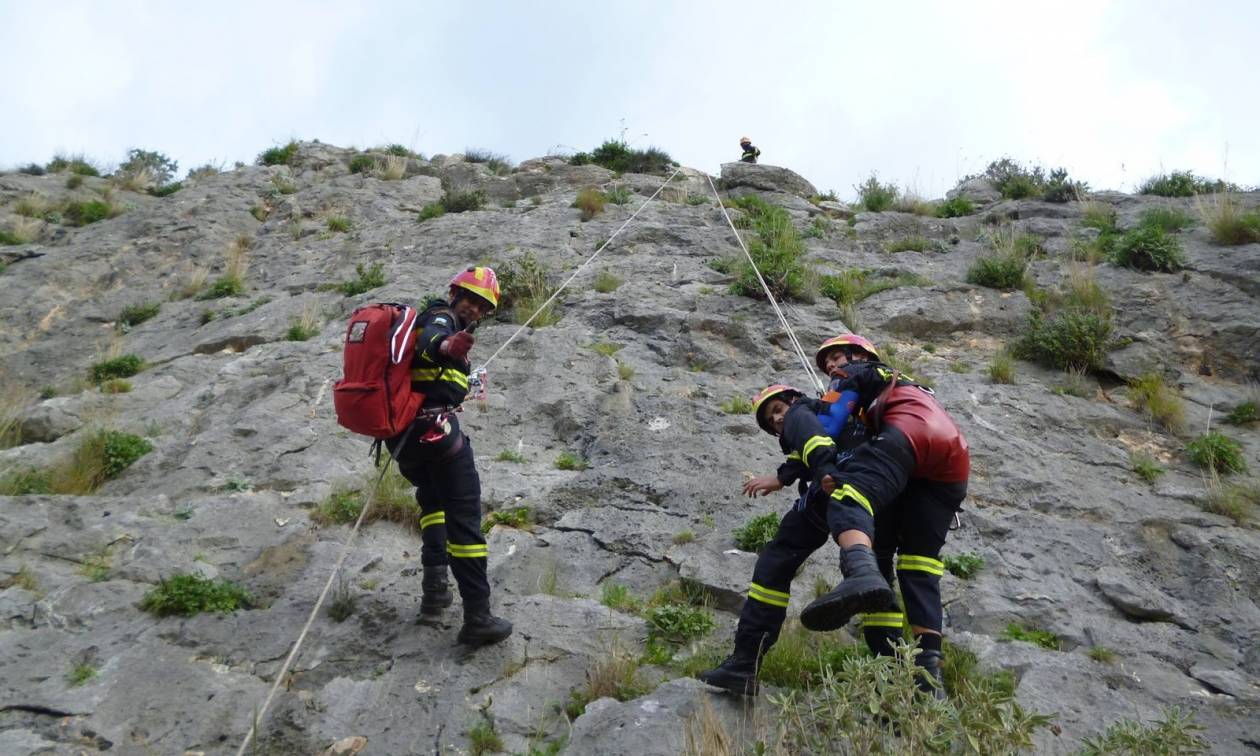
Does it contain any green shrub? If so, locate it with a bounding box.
[417,202,445,222]
[119,302,160,328]
[90,354,144,383]
[140,573,253,616]
[1186,432,1246,474]
[495,449,527,463]
[468,719,505,756]
[853,175,898,212]
[464,148,512,175]
[967,253,1027,289]
[481,506,532,534]
[733,512,780,552]
[0,230,25,246]
[721,395,752,414]
[672,530,694,545]
[0,468,53,495]
[645,603,715,645]
[47,154,100,176]
[988,350,1016,384]
[1129,452,1165,483]
[63,200,111,226]
[977,158,1052,200]
[311,468,420,529]
[1138,170,1233,197]
[1200,197,1260,246]
[1139,206,1195,233]
[1128,373,1185,432]
[258,141,299,166]
[573,188,607,220]
[348,155,375,174]
[1002,622,1060,650]
[382,144,417,158]
[884,235,929,253]
[148,182,182,197]
[606,185,633,205]
[573,140,673,174]
[1225,401,1257,425]
[200,274,244,300]
[1202,481,1259,525]
[804,216,830,238]
[1014,308,1113,372]
[339,263,386,297]
[439,189,485,213]
[728,196,814,302]
[286,323,318,341]
[99,431,153,478]
[1041,168,1088,202]
[67,662,97,686]
[497,251,560,326]
[1081,202,1117,232]
[1088,646,1116,664]
[118,149,178,185]
[555,451,588,471]
[18,162,46,175]
[936,196,975,218]
[943,552,985,579]
[587,341,622,357]
[820,269,927,307]
[1111,225,1185,272]
[600,582,643,614]
[1078,707,1207,755]
[326,215,351,233]
[593,270,623,292]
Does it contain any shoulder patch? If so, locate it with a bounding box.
[432,316,449,327]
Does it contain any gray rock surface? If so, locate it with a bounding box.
[719,162,818,198]
[2,144,1258,754]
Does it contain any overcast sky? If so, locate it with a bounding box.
[3,0,1256,199]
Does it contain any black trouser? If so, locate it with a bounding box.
[827,426,966,635]
[386,413,490,610]
[734,498,831,657]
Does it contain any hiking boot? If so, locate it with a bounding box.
[457,608,513,647]
[801,545,894,632]
[914,649,947,700]
[418,566,453,617]
[697,653,759,697]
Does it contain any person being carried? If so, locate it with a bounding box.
[386,266,512,647]
[739,136,761,164]
[800,358,970,697]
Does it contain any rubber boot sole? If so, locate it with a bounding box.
[697,669,758,697]
[800,576,894,631]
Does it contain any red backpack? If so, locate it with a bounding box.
[332,303,423,439]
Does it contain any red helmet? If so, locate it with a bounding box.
[815,334,881,371]
[751,383,803,434]
[449,266,500,309]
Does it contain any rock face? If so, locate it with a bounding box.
[1,142,1259,754]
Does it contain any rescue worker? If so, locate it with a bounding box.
[800,359,969,698]
[385,266,512,647]
[696,335,880,696]
[739,137,761,164]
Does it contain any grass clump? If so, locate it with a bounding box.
[495,449,527,463]
[728,195,815,302]
[606,185,633,205]
[47,154,100,176]
[617,361,634,380]
[89,354,144,383]
[1001,622,1060,650]
[481,506,532,534]
[348,154,375,174]
[258,140,299,166]
[1128,373,1186,432]
[1088,646,1116,664]
[63,200,111,226]
[1198,194,1260,246]
[338,262,386,297]
[68,663,98,686]
[1111,225,1185,272]
[463,148,512,175]
[311,467,421,529]
[1014,270,1113,373]
[555,451,588,471]
[326,215,351,233]
[1225,400,1257,426]
[417,203,445,222]
[140,573,253,616]
[944,552,985,579]
[600,582,643,614]
[100,378,131,394]
[937,196,976,217]
[853,175,898,212]
[593,270,623,293]
[672,530,695,545]
[988,350,1016,384]
[967,253,1027,290]
[497,251,560,326]
[587,341,622,357]
[200,274,244,300]
[1138,170,1233,197]
[563,644,652,721]
[1082,202,1118,232]
[1139,206,1196,233]
[119,302,160,328]
[975,158,1086,201]
[569,139,673,175]
[1202,481,1259,525]
[1078,707,1207,755]
[884,235,929,253]
[1129,452,1165,483]
[820,269,927,308]
[1186,432,1246,474]
[573,188,607,221]
[0,468,53,495]
[721,395,752,414]
[733,512,779,553]
[467,719,505,755]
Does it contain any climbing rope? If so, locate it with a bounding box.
[705,176,824,395]
[236,166,683,754]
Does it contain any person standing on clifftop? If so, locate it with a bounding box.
[739,137,761,164]
[385,266,512,647]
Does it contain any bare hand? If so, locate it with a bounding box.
[820,475,836,494]
[742,475,784,498]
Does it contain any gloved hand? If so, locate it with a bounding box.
[440,331,474,361]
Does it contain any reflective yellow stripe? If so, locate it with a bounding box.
[801,435,835,466]
[831,484,874,517]
[786,451,801,462]
[748,583,790,608]
[896,555,945,576]
[447,543,488,558]
[419,512,445,529]
[411,367,470,389]
[859,612,906,628]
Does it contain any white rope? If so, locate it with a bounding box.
[475,167,682,373]
[705,176,824,394]
[237,168,681,753]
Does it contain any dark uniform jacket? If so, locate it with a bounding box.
[410,300,472,410]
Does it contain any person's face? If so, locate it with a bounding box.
[766,397,791,435]
[452,292,493,324]
[823,346,870,377]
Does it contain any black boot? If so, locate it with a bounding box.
[801,545,894,632]
[418,565,453,617]
[862,598,904,657]
[457,605,513,647]
[914,649,947,700]
[697,645,761,697]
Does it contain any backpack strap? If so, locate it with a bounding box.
[865,370,901,434]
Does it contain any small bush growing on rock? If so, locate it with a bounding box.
[439,189,485,214]
[1041,168,1088,202]
[338,263,386,297]
[417,202,445,222]
[853,175,898,212]
[617,361,634,380]
[258,140,299,166]
[326,215,351,233]
[1198,194,1260,246]
[495,449,527,463]
[884,235,929,253]
[1129,452,1165,483]
[0,468,53,495]
[464,148,513,175]
[756,621,865,690]
[1111,225,1185,272]
[148,181,182,197]
[1139,170,1234,197]
[1001,622,1060,650]
[119,302,160,328]
[1078,707,1207,755]
[63,200,111,226]
[47,154,100,176]
[943,552,985,579]
[1225,400,1257,426]
[348,154,375,174]
[67,662,98,686]
[89,354,144,383]
[593,270,623,292]
[728,195,815,302]
[820,269,928,307]
[555,451,588,471]
[311,468,419,529]
[1088,646,1116,664]
[497,251,560,326]
[1202,481,1259,525]
[573,188,607,220]
[967,253,1027,290]
[1186,432,1246,474]
[118,149,178,186]
[600,582,642,615]
[564,644,651,721]
[200,274,244,300]
[481,506,532,534]
[1128,373,1186,433]
[721,395,752,414]
[18,163,46,175]
[587,341,622,357]
[645,603,715,645]
[733,512,780,553]
[1081,202,1117,232]
[140,573,253,616]
[1139,206,1195,233]
[605,185,633,205]
[100,379,131,394]
[571,140,673,174]
[327,580,355,622]
[988,350,1016,384]
[937,196,975,218]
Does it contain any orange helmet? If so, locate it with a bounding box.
[815,334,881,371]
[751,383,803,434]
[449,266,500,309]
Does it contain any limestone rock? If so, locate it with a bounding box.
[719,162,817,199]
